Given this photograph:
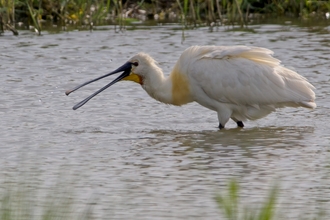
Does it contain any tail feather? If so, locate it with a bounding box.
[300,101,316,109]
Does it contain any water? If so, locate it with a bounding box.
[0,22,330,219]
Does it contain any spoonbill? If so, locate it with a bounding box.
[66,45,316,129]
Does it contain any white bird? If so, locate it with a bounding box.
[66,45,316,129]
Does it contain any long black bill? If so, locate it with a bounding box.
[65,62,132,110]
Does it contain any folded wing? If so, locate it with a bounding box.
[183,46,316,109]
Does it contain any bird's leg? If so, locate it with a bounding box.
[231,117,244,128]
[237,121,244,128]
[217,110,231,130]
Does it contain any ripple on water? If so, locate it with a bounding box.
[0,24,329,219]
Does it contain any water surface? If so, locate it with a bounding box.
[0,22,329,219]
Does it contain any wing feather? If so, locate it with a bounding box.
[180,46,315,108]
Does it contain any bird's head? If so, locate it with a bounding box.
[125,53,159,83]
[65,53,157,110]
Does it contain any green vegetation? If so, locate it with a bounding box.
[0,172,94,220]
[0,190,94,220]
[0,0,330,35]
[1,178,327,220]
[216,179,327,220]
[216,180,278,220]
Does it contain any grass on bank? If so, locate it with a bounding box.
[1,0,330,35]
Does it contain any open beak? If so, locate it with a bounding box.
[65,62,132,110]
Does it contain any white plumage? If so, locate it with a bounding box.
[66,45,316,129]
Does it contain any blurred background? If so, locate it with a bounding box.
[0,0,329,219]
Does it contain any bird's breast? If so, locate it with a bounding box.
[170,66,193,106]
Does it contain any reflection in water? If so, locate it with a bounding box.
[138,126,317,179]
[149,126,314,149]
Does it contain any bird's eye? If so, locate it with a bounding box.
[132,62,139,67]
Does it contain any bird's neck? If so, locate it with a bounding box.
[142,63,193,106]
